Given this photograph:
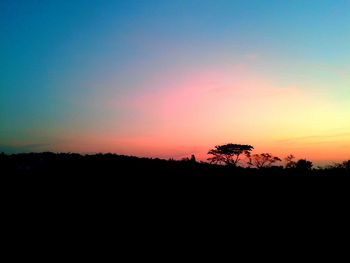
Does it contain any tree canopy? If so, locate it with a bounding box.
[250,153,282,169]
[295,159,313,170]
[207,143,254,166]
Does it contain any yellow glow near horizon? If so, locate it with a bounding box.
[52,65,350,165]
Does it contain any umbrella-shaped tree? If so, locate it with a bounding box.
[207,143,254,166]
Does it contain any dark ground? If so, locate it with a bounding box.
[2,152,349,202]
[2,152,349,198]
[1,152,349,177]
[2,152,349,240]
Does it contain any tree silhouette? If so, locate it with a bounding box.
[296,159,313,170]
[250,153,282,169]
[284,154,296,169]
[342,160,350,170]
[325,160,350,170]
[190,154,196,163]
[181,154,197,163]
[207,143,254,166]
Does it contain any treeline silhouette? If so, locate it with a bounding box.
[1,146,349,177]
[2,147,349,201]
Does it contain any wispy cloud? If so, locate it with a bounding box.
[276,132,350,144]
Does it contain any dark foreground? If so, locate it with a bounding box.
[2,153,349,220]
[2,152,349,177]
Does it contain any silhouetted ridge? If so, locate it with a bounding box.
[1,152,349,177]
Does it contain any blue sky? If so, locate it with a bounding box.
[1,0,349,163]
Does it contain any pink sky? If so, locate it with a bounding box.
[49,64,350,166]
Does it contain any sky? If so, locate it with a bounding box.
[1,0,349,165]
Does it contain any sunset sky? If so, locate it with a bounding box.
[1,0,349,165]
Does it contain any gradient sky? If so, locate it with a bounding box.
[1,0,349,165]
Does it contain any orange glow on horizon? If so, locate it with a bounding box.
[51,65,350,166]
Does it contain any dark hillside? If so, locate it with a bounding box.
[1,152,349,177]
